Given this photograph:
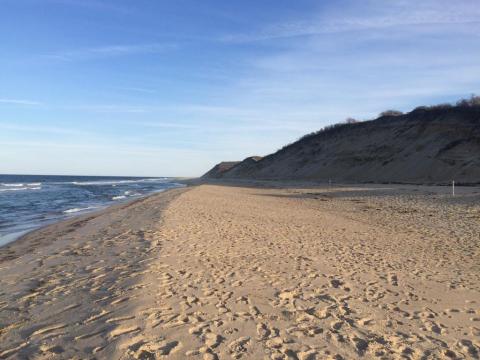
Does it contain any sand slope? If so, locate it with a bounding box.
[0,189,186,359]
[204,106,480,184]
[202,162,241,179]
[1,183,479,359]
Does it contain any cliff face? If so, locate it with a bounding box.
[221,156,263,179]
[201,161,240,179]
[202,106,480,184]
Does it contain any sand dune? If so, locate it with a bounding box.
[1,183,479,359]
[203,105,480,184]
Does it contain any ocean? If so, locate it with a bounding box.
[0,174,184,246]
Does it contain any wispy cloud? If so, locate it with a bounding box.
[117,87,157,94]
[222,0,480,42]
[0,123,88,136]
[42,43,176,62]
[40,0,132,15]
[65,104,150,113]
[0,139,190,154]
[0,98,42,106]
[218,1,480,110]
[139,121,200,129]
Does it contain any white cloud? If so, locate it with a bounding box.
[0,123,89,136]
[138,121,200,130]
[42,43,176,62]
[117,87,157,94]
[216,2,480,124]
[40,0,132,14]
[222,0,480,42]
[65,104,150,113]
[0,98,42,106]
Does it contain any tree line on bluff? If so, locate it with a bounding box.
[287,94,480,151]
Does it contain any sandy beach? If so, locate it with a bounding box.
[1,182,479,359]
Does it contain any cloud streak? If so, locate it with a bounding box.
[117,87,157,94]
[222,0,480,42]
[0,98,42,106]
[40,0,132,14]
[64,104,150,113]
[42,43,176,62]
[0,123,89,136]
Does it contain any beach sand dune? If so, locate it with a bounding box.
[1,183,479,359]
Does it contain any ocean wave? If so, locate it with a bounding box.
[72,180,130,186]
[72,178,162,186]
[124,190,142,196]
[112,195,126,200]
[0,187,26,192]
[63,206,98,214]
[0,186,41,192]
[0,175,181,247]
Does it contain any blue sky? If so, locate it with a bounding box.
[0,0,479,177]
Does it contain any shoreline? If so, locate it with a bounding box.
[1,182,479,359]
[0,186,188,262]
[0,184,186,249]
[3,176,471,249]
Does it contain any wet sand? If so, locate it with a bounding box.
[0,183,479,359]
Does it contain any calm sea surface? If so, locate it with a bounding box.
[0,174,183,246]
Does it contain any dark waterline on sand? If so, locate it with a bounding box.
[0,174,184,246]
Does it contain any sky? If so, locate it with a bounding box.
[0,0,479,177]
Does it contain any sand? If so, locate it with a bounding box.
[0,182,479,359]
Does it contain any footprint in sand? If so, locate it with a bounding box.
[30,323,67,337]
[388,273,399,286]
[85,309,112,323]
[110,325,141,339]
[127,339,181,358]
[256,322,271,340]
[204,332,224,348]
[0,342,29,358]
[228,337,250,359]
